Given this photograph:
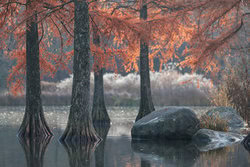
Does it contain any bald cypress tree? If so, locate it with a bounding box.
[60,0,100,142]
[136,1,155,122]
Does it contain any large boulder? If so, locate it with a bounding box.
[192,129,244,151]
[131,107,200,140]
[205,107,245,130]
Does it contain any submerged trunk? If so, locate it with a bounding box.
[18,136,52,167]
[136,3,155,122]
[92,27,110,124]
[18,1,52,137]
[60,0,100,142]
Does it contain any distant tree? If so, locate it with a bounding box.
[109,0,194,121]
[91,1,110,125]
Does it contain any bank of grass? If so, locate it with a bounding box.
[199,114,229,132]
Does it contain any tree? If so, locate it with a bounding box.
[18,0,53,137]
[0,0,74,137]
[91,1,110,125]
[60,0,101,142]
[136,0,155,121]
[109,0,194,121]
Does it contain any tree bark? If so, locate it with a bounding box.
[18,136,52,167]
[92,26,110,125]
[136,3,155,122]
[60,0,101,142]
[18,1,52,138]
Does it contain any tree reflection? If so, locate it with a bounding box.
[18,136,52,167]
[141,158,151,167]
[94,124,110,167]
[242,134,250,152]
[61,139,98,167]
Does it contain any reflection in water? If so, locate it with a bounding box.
[18,136,52,167]
[61,140,98,167]
[1,106,250,167]
[195,144,250,167]
[131,140,200,167]
[94,125,110,167]
[141,158,151,167]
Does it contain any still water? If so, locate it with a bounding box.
[0,106,249,167]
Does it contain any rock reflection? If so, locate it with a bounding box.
[18,136,52,167]
[195,144,250,167]
[131,140,200,167]
[94,125,110,167]
[61,140,98,167]
[140,158,151,167]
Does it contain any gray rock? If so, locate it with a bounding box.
[131,107,200,140]
[206,107,245,130]
[192,129,244,151]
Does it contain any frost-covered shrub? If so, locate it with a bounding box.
[54,70,212,106]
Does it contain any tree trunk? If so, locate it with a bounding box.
[18,136,52,167]
[18,1,52,138]
[136,3,155,122]
[60,0,100,142]
[92,27,110,124]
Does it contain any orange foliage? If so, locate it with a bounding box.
[1,0,249,95]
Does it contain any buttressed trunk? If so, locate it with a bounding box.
[18,1,52,137]
[92,26,110,125]
[136,2,155,122]
[60,0,100,142]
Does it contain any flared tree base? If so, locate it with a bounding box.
[60,121,101,143]
[135,105,154,122]
[92,108,111,126]
[18,111,53,138]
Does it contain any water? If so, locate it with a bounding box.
[0,106,249,167]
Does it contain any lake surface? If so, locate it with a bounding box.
[0,106,249,167]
